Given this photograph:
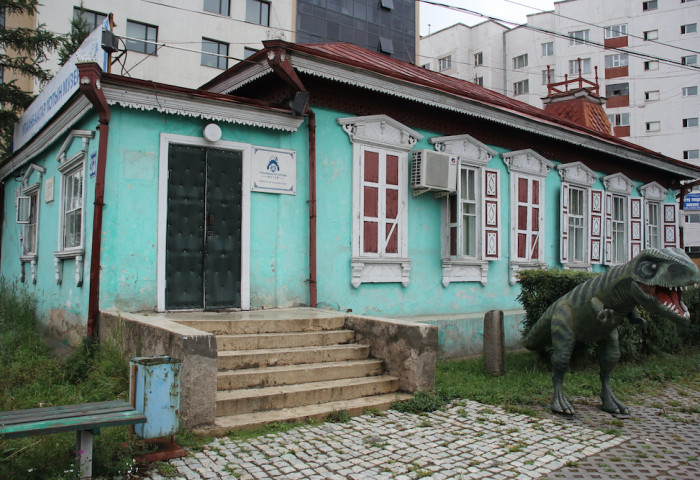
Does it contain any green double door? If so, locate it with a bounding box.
[165,144,242,310]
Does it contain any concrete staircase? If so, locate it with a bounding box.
[175,309,411,431]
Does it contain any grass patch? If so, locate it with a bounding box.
[0,281,145,480]
[431,348,700,412]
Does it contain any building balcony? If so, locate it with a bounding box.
[605,66,628,79]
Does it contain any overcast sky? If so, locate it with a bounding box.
[419,0,557,36]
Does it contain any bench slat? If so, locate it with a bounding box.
[0,400,126,421]
[0,401,137,426]
[0,410,146,439]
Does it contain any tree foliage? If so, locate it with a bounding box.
[0,0,60,159]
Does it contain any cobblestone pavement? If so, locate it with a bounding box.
[541,385,700,479]
[138,399,627,480]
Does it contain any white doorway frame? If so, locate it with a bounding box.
[157,133,251,311]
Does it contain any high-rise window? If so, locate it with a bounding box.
[73,7,107,31]
[605,53,629,68]
[438,55,452,71]
[125,20,158,55]
[513,54,528,69]
[606,83,629,97]
[642,0,658,11]
[608,113,630,126]
[683,118,699,128]
[541,41,554,56]
[645,121,661,132]
[474,52,483,66]
[643,30,658,40]
[682,55,698,65]
[474,76,484,86]
[513,79,529,95]
[682,86,698,96]
[204,0,230,16]
[201,38,228,69]
[644,60,659,70]
[569,58,592,75]
[542,69,555,85]
[604,24,627,38]
[684,150,700,160]
[681,23,697,34]
[569,29,590,45]
[246,0,270,26]
[645,90,660,101]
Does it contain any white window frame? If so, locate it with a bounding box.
[569,58,592,75]
[603,173,635,265]
[640,182,670,250]
[682,86,698,96]
[605,53,629,68]
[608,113,630,127]
[438,55,452,71]
[513,79,529,95]
[513,54,528,69]
[16,164,45,284]
[604,24,627,38]
[338,115,422,288]
[542,69,554,85]
[681,55,697,65]
[58,157,85,253]
[569,29,590,45]
[683,117,699,128]
[541,41,554,57]
[503,149,554,285]
[645,90,660,101]
[646,121,661,132]
[644,60,659,70]
[474,52,483,66]
[430,134,499,287]
[557,162,598,270]
[643,30,658,40]
[681,23,697,34]
[684,149,700,160]
[642,0,658,11]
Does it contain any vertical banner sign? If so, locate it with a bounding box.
[13,26,108,152]
[251,147,297,195]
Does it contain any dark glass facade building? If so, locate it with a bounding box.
[295,0,417,64]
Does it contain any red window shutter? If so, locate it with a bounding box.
[629,197,643,259]
[663,202,679,248]
[483,169,500,260]
[364,221,378,253]
[589,189,604,264]
[603,192,613,265]
[560,183,569,263]
[518,177,528,202]
[364,186,378,217]
[364,151,379,182]
[385,189,398,219]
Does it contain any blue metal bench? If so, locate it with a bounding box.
[0,400,146,479]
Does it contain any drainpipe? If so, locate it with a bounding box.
[308,110,317,307]
[264,42,317,307]
[77,62,110,337]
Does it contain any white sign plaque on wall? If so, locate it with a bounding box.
[44,177,54,203]
[251,147,296,195]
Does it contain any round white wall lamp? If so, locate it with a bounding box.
[203,123,222,142]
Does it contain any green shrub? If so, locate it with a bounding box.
[516,268,700,364]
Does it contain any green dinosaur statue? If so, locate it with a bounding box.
[523,247,700,415]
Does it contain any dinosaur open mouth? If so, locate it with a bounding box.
[637,283,691,319]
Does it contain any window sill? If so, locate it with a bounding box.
[351,257,411,288]
[54,249,85,286]
[441,259,489,287]
[510,260,547,285]
[562,262,593,272]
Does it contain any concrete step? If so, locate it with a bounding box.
[217,344,370,370]
[217,359,385,390]
[216,329,355,351]
[175,315,346,335]
[216,376,400,416]
[204,393,413,434]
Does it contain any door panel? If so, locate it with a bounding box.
[165,145,206,310]
[165,145,242,310]
[204,148,242,309]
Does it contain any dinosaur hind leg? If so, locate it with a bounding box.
[597,329,629,415]
[550,306,576,415]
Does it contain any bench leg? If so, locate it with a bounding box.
[76,430,93,479]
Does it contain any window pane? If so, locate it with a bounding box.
[201,38,228,69]
[204,0,230,15]
[126,20,157,55]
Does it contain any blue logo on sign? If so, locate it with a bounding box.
[267,157,280,173]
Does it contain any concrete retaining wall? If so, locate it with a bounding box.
[98,310,217,429]
[344,314,438,392]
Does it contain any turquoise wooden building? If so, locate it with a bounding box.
[2,40,698,357]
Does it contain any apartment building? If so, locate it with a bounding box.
[15,0,418,91]
[419,0,700,165]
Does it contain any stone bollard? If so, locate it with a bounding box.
[483,310,505,376]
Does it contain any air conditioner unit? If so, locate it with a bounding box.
[410,150,458,192]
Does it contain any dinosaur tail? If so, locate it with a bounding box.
[522,305,553,351]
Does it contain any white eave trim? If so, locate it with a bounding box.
[205,63,273,95]
[288,54,699,179]
[101,83,302,133]
[0,97,92,182]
